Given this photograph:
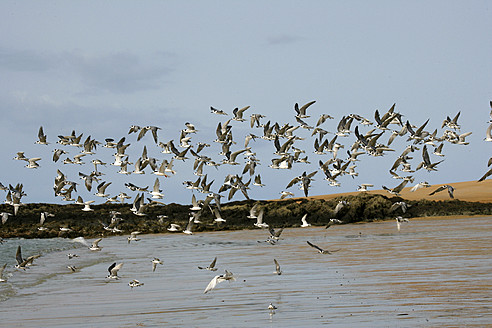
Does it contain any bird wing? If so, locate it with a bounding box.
[16,246,23,265]
[274,259,280,271]
[209,257,217,268]
[307,241,323,252]
[429,185,446,195]
[111,263,123,275]
[204,275,221,293]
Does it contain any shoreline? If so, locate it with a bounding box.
[1,189,491,239]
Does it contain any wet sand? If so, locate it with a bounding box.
[0,216,491,327]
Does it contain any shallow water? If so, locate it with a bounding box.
[0,216,491,327]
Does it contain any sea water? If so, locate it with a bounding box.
[0,216,491,327]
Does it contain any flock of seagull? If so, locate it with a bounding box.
[1,101,491,316]
[2,101,490,227]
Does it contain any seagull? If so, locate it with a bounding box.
[127,231,141,243]
[25,157,42,169]
[429,185,455,199]
[35,126,49,145]
[247,203,260,219]
[73,237,103,251]
[15,245,41,269]
[107,262,123,279]
[273,259,282,275]
[269,227,284,241]
[183,217,195,235]
[268,303,277,311]
[389,201,411,214]
[1,212,12,225]
[0,263,9,282]
[410,181,431,192]
[300,214,311,227]
[395,216,409,231]
[67,265,77,272]
[167,223,181,232]
[210,106,228,115]
[128,279,144,288]
[151,258,163,272]
[203,270,236,293]
[357,184,374,192]
[306,241,340,254]
[67,253,79,259]
[198,257,218,271]
[38,211,54,230]
[254,208,268,228]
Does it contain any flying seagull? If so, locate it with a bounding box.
[273,259,282,275]
[395,216,409,231]
[198,257,218,271]
[203,270,236,294]
[306,241,340,254]
[151,258,163,272]
[300,214,311,227]
[429,185,455,199]
[107,262,124,279]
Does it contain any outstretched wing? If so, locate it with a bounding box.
[204,275,221,294]
[307,241,323,252]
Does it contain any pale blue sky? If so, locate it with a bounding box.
[1,1,491,204]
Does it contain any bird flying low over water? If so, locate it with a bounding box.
[273,259,282,275]
[203,270,236,293]
[128,279,144,288]
[151,258,163,272]
[0,263,9,282]
[198,257,218,271]
[300,214,311,227]
[107,262,123,279]
[306,241,340,254]
[15,245,41,269]
[395,216,409,231]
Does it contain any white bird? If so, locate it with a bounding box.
[389,201,411,214]
[183,217,195,235]
[149,178,164,199]
[25,157,42,169]
[128,279,144,288]
[73,237,103,251]
[395,216,409,231]
[357,184,374,192]
[127,231,141,243]
[203,270,236,293]
[254,208,268,228]
[167,223,181,232]
[300,214,311,227]
[151,258,163,272]
[198,257,218,271]
[1,212,12,225]
[410,181,431,192]
[107,262,123,279]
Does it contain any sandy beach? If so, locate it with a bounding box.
[300,180,492,203]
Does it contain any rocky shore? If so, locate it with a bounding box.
[1,193,492,239]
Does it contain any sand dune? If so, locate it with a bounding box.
[306,180,492,203]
